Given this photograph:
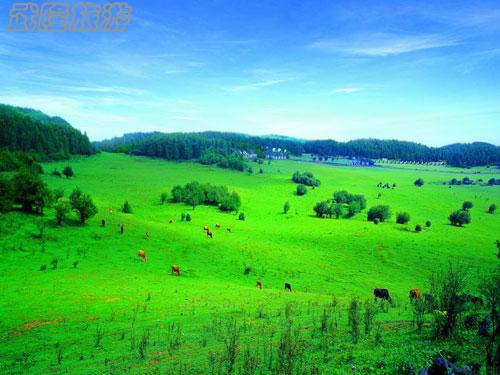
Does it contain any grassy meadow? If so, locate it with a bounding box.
[0,152,499,374]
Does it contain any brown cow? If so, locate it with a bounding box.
[171,265,181,276]
[203,225,209,231]
[409,288,422,299]
[138,249,147,262]
[215,224,221,229]
[207,230,213,238]
[227,227,232,232]
[145,231,150,239]
[256,280,262,289]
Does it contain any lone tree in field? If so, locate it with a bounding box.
[62,166,74,179]
[283,201,291,214]
[160,192,168,205]
[415,224,422,232]
[426,220,432,228]
[69,188,98,224]
[121,200,132,214]
[367,205,391,222]
[462,201,473,210]
[488,203,497,214]
[12,169,50,214]
[396,212,410,224]
[414,178,424,187]
[448,209,471,226]
[296,184,307,196]
[54,200,71,225]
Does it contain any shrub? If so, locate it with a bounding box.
[283,201,290,214]
[248,167,253,174]
[367,205,391,222]
[238,212,245,221]
[462,201,473,210]
[72,261,79,268]
[414,178,424,187]
[160,192,168,204]
[292,171,320,187]
[488,203,497,214]
[396,212,410,224]
[415,224,422,232]
[69,188,98,224]
[429,263,468,338]
[425,220,431,228]
[243,266,252,275]
[296,184,307,196]
[53,188,64,202]
[40,264,46,271]
[55,200,71,225]
[348,297,362,343]
[62,166,74,179]
[313,201,329,218]
[448,209,471,226]
[219,192,241,213]
[51,169,62,177]
[181,212,186,221]
[373,218,380,225]
[185,213,191,222]
[363,299,378,336]
[121,201,132,214]
[0,175,13,212]
[259,169,263,174]
[51,258,58,270]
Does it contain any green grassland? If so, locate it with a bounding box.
[0,152,498,374]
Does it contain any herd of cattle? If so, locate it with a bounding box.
[102,217,485,315]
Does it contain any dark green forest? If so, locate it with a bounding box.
[0,104,93,161]
[95,131,499,167]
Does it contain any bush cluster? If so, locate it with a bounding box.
[171,182,241,212]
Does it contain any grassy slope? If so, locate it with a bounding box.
[0,152,498,374]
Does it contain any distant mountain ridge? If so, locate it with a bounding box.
[0,104,94,160]
[95,131,499,167]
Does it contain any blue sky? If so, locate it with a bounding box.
[1,0,499,145]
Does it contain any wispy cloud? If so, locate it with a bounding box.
[70,85,146,95]
[171,115,198,121]
[331,87,363,94]
[227,79,293,92]
[310,33,459,56]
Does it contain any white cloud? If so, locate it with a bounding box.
[331,87,362,94]
[311,33,459,56]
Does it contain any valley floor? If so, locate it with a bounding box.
[0,153,498,374]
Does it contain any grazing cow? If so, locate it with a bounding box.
[207,230,213,238]
[171,265,181,276]
[138,249,147,262]
[227,227,232,232]
[101,219,105,227]
[374,288,391,302]
[169,219,174,224]
[409,288,421,299]
[216,224,221,229]
[256,280,262,289]
[284,283,292,292]
[145,231,150,239]
[203,225,209,231]
[120,224,124,234]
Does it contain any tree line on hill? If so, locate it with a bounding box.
[0,104,94,162]
[95,131,499,168]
